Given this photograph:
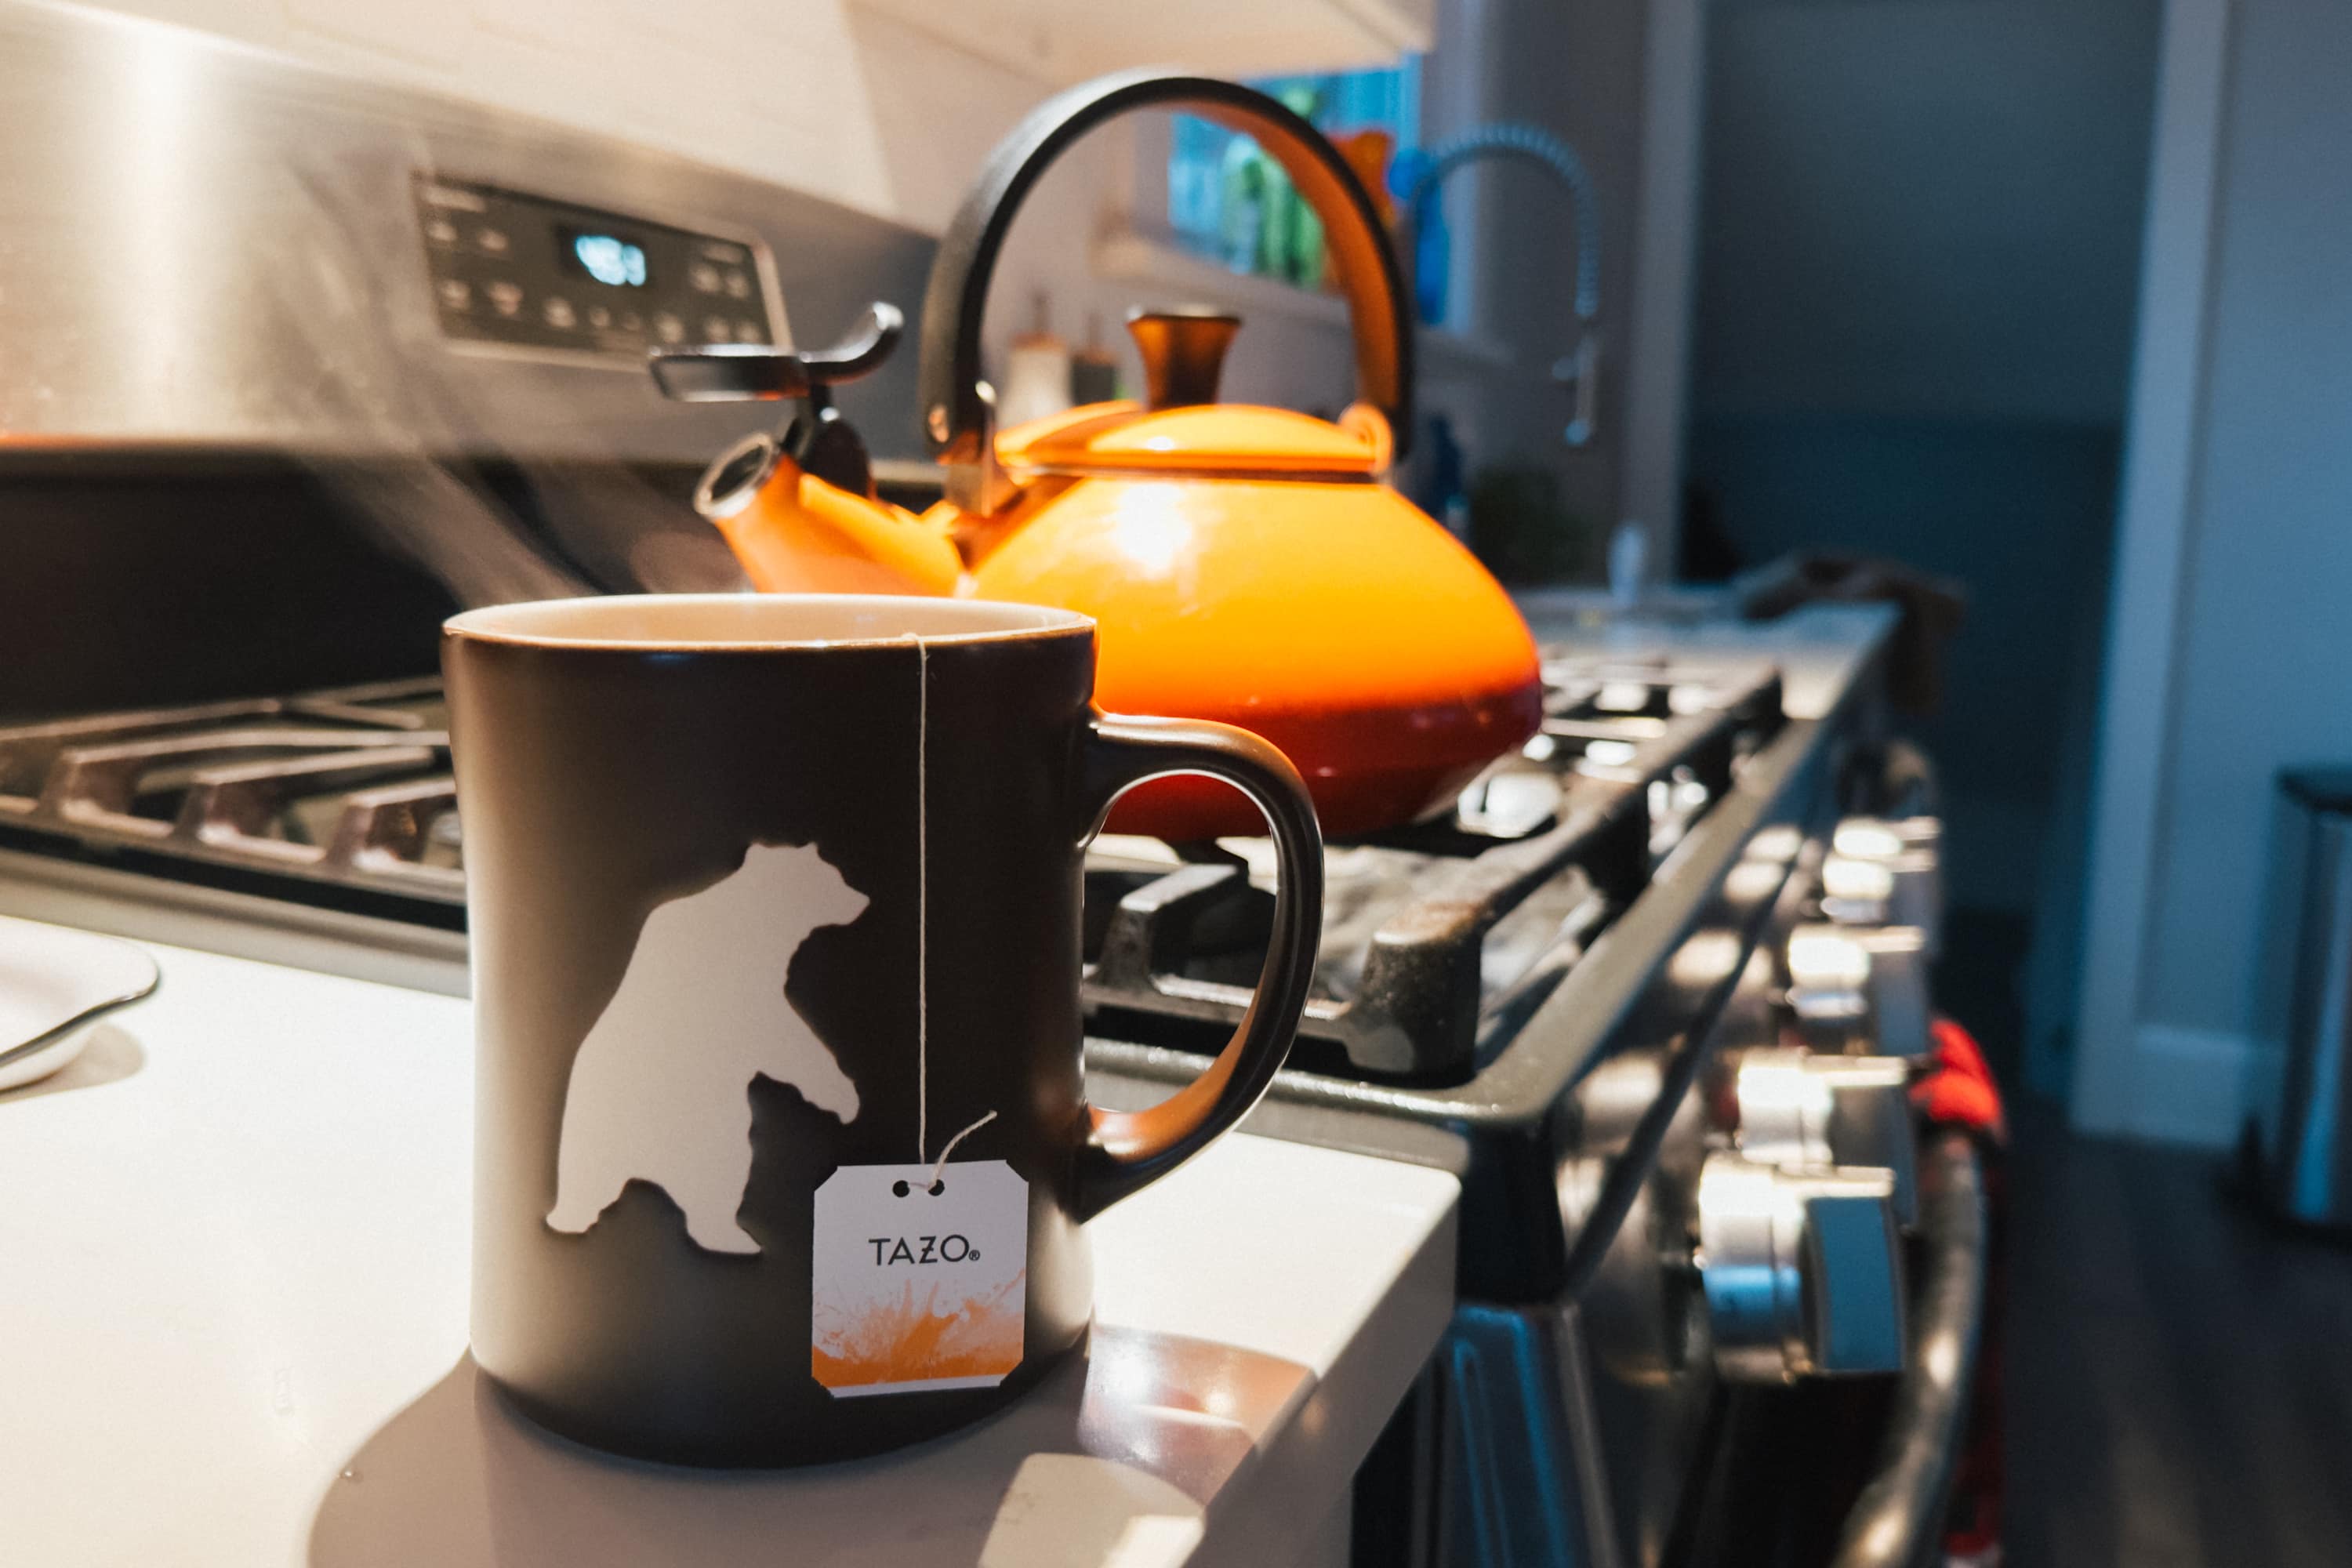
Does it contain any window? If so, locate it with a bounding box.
[1163,61,1423,289]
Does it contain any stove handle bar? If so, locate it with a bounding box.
[1828,1129,1988,1568]
[1072,713,1325,1220]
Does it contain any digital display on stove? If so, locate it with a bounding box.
[416,176,775,361]
[563,230,649,289]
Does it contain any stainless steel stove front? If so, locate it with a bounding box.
[1367,793,1975,1568]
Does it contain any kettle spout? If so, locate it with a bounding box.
[703,445,964,597]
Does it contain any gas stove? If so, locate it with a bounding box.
[0,605,1982,1568]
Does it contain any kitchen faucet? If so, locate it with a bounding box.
[1403,123,1603,448]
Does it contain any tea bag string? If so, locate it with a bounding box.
[916,633,927,1167]
[913,632,995,1188]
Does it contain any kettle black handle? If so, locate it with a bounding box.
[650,302,903,403]
[916,71,1414,482]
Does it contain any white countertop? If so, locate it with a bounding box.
[0,929,1457,1568]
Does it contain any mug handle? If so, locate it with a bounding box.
[1072,713,1324,1221]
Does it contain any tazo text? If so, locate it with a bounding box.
[866,1234,980,1266]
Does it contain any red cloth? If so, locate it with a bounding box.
[1914,1016,2006,1563]
[1913,1016,2008,1142]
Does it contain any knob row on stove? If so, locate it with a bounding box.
[1784,815,1941,1060]
[1684,816,1941,1386]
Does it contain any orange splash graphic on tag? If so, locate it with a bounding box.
[811,1271,1027,1392]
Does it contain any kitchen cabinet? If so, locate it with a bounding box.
[848,0,1432,86]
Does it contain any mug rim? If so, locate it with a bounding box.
[444,593,1094,652]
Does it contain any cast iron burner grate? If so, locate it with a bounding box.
[1082,656,1783,1085]
[0,654,1783,1083]
[0,677,464,923]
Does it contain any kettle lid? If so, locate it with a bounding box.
[998,307,1390,478]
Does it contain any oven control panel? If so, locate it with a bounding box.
[414,176,777,364]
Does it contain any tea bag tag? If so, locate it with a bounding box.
[811,1160,1028,1397]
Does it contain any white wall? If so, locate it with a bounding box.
[2073,0,2352,1145]
[1685,0,2158,945]
[89,0,1684,549]
[79,0,1374,431]
[1694,0,2158,427]
[86,0,920,220]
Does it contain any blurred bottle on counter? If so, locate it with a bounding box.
[1220,88,1327,287]
[1069,312,1120,407]
[1609,520,1649,609]
[998,292,1075,429]
[1217,131,1267,273]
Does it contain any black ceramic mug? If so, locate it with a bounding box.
[442,594,1322,1466]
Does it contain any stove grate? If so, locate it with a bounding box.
[1081,658,1784,1083]
[0,655,1784,1085]
[0,677,461,906]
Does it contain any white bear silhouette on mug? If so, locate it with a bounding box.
[546,842,869,1254]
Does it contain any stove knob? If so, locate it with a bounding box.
[1733,1047,1918,1225]
[1695,1152,1906,1383]
[1783,922,1931,1061]
[1856,925,1930,1061]
[1831,815,1944,955]
[1785,922,1871,1024]
[1819,851,1896,925]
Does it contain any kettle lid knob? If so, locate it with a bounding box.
[1127,307,1240,412]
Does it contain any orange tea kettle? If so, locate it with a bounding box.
[651,72,1541,840]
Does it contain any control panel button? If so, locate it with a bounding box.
[586,304,612,330]
[424,216,459,246]
[735,319,765,343]
[724,270,750,299]
[620,310,643,332]
[436,278,471,311]
[653,312,685,344]
[543,296,577,329]
[702,314,731,343]
[689,261,721,294]
[475,226,510,255]
[485,280,524,318]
